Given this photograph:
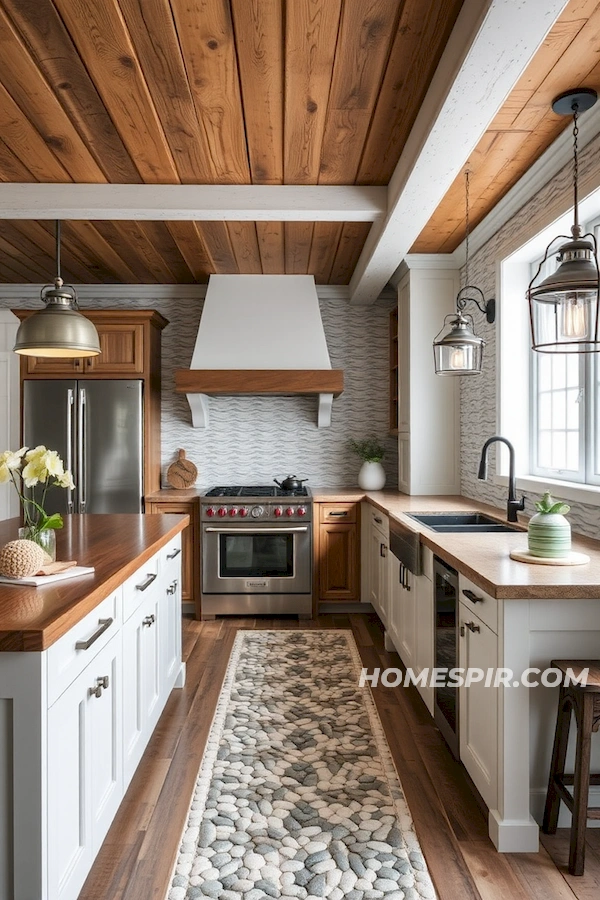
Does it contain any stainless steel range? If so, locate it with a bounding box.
[201,485,312,617]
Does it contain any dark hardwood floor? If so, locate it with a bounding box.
[78,613,600,900]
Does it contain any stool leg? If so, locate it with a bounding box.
[543,686,571,835]
[569,692,594,876]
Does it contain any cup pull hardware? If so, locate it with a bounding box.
[136,573,157,592]
[75,617,113,651]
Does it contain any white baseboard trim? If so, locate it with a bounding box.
[488,809,539,852]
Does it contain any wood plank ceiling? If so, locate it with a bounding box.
[0,0,463,284]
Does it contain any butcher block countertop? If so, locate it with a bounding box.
[0,513,188,652]
[313,489,600,601]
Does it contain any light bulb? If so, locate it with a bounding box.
[450,346,467,369]
[561,292,590,338]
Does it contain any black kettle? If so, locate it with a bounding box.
[274,475,309,491]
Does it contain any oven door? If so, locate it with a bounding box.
[202,525,311,594]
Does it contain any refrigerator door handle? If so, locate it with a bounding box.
[66,389,75,514]
[78,388,86,513]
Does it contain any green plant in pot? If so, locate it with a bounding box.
[527,491,571,558]
[349,436,386,491]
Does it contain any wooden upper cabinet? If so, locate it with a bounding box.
[24,355,86,376]
[83,323,144,375]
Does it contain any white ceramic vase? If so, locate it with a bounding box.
[358,460,386,490]
[527,511,571,558]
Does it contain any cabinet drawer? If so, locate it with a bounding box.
[459,573,497,634]
[122,552,160,621]
[369,506,389,538]
[160,533,183,572]
[319,502,357,524]
[47,589,121,706]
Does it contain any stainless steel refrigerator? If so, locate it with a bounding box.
[23,380,144,514]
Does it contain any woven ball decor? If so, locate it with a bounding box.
[0,539,46,578]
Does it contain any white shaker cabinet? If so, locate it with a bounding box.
[395,260,460,495]
[362,504,389,622]
[47,634,122,900]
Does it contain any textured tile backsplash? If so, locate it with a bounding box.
[4,293,398,491]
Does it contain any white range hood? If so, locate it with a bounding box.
[175,274,343,427]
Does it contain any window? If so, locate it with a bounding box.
[530,224,600,486]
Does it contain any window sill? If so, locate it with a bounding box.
[493,474,600,507]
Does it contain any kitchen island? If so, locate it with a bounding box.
[0,513,188,900]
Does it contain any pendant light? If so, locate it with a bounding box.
[528,88,599,353]
[433,170,495,375]
[13,221,101,358]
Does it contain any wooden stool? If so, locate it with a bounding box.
[542,660,600,875]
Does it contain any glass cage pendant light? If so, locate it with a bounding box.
[433,170,495,375]
[528,88,600,354]
[13,220,101,358]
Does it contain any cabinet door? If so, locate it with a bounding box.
[122,590,161,788]
[378,540,390,628]
[459,604,498,809]
[26,356,85,375]
[318,523,357,600]
[160,571,181,694]
[83,323,144,375]
[369,527,382,614]
[47,636,122,900]
[415,574,434,714]
[398,569,416,669]
[147,500,195,603]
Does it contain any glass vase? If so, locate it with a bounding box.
[18,526,57,563]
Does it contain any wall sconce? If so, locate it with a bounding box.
[528,88,599,353]
[433,170,495,375]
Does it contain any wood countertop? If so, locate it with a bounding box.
[0,514,188,652]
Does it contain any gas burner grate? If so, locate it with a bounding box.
[204,485,311,499]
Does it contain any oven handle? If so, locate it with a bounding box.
[204,526,309,534]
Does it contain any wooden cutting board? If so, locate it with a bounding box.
[166,449,198,489]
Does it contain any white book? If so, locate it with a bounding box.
[0,566,95,586]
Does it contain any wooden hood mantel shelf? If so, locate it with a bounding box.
[175,368,344,428]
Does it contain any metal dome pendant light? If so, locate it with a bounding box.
[528,88,600,354]
[433,169,495,375]
[13,220,101,358]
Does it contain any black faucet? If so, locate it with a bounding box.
[477,435,525,523]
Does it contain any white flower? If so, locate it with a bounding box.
[43,450,64,478]
[0,447,27,484]
[57,470,75,491]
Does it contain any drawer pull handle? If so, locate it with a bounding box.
[460,624,465,637]
[166,580,178,595]
[328,511,348,517]
[143,614,156,627]
[462,588,483,604]
[136,573,157,592]
[167,548,181,559]
[466,620,481,633]
[380,542,387,558]
[374,516,383,524]
[75,617,113,651]
[89,675,109,698]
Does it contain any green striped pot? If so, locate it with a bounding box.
[527,512,571,558]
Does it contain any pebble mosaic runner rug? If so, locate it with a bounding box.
[166,630,437,900]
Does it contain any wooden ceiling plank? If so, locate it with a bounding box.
[58,221,142,283]
[284,222,314,273]
[284,0,343,184]
[226,222,263,274]
[0,138,36,183]
[117,0,214,184]
[357,0,464,185]
[0,5,107,183]
[90,221,163,282]
[199,222,240,273]
[169,0,250,184]
[0,233,56,283]
[6,220,101,284]
[256,221,285,274]
[0,81,71,182]
[52,0,178,183]
[318,0,400,184]
[166,221,212,281]
[134,221,196,283]
[3,0,142,183]
[329,222,371,284]
[230,0,283,185]
[307,221,343,283]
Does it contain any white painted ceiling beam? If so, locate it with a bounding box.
[0,183,386,222]
[348,0,571,305]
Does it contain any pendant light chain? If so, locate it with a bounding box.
[464,168,470,289]
[572,105,580,233]
[55,219,62,282]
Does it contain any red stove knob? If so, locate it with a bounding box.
[297,506,307,517]
[206,506,216,517]
[217,506,227,517]
[228,507,238,517]
[239,507,248,517]
[274,506,283,517]
[285,507,295,517]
